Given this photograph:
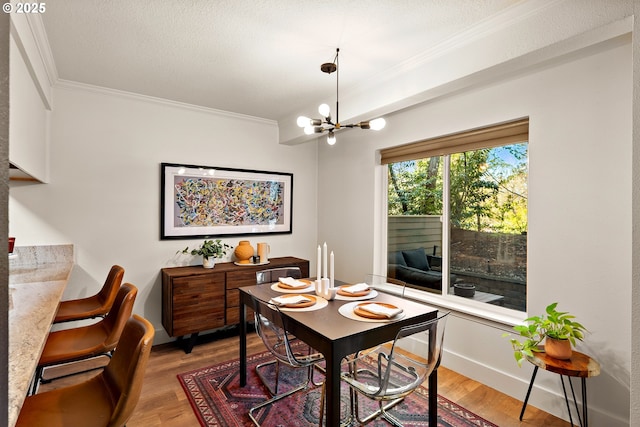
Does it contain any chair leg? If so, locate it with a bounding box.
[28,366,44,395]
[37,353,112,389]
[352,396,405,426]
[250,362,331,427]
[248,380,317,427]
[255,359,281,396]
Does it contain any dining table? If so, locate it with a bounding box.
[238,279,440,426]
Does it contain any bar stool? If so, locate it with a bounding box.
[53,265,124,324]
[17,314,155,427]
[519,349,601,426]
[30,283,138,394]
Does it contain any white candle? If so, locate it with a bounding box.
[317,245,322,279]
[323,242,327,279]
[330,251,334,287]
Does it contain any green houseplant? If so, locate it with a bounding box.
[505,302,587,366]
[180,239,232,268]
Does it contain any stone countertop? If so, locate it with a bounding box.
[8,245,74,427]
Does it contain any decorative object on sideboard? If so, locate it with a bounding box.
[296,48,385,145]
[234,240,254,265]
[179,239,232,269]
[8,236,15,253]
[453,282,476,297]
[257,242,270,263]
[503,302,588,365]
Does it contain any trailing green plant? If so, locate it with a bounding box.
[180,239,232,259]
[503,302,587,366]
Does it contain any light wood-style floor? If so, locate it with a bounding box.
[39,329,570,427]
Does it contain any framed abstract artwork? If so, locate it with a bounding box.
[161,163,293,239]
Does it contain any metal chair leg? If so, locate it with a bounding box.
[255,359,281,396]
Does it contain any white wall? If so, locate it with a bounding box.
[8,86,318,343]
[317,36,632,425]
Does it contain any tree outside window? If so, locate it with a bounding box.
[387,143,527,311]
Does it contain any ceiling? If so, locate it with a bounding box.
[39,0,520,128]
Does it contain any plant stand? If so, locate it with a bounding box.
[519,349,600,426]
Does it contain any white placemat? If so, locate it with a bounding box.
[270,282,315,294]
[277,296,328,312]
[335,289,379,301]
[338,301,406,323]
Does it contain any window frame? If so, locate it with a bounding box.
[377,119,530,326]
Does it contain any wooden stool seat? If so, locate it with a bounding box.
[54,265,124,324]
[520,348,600,427]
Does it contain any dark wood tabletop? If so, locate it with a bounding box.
[238,280,440,426]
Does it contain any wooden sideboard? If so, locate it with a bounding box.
[161,256,309,353]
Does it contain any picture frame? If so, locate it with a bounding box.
[160,163,293,239]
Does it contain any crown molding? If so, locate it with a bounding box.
[24,13,58,87]
[23,13,277,127]
[54,79,278,126]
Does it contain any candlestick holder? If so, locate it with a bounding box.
[315,277,337,300]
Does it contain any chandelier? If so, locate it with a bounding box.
[297,48,386,145]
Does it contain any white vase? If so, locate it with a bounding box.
[202,256,215,269]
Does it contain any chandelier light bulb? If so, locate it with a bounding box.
[297,116,311,128]
[369,118,386,131]
[327,132,336,145]
[318,103,331,118]
[304,126,315,135]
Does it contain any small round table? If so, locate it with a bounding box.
[519,349,600,426]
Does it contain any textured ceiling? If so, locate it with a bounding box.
[40,0,519,122]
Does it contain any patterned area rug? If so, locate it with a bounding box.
[178,350,498,427]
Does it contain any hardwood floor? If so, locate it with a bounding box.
[39,329,570,426]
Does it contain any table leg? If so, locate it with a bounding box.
[582,378,588,427]
[559,376,575,426]
[239,302,247,387]
[429,368,438,426]
[519,366,538,421]
[566,376,583,427]
[325,353,341,427]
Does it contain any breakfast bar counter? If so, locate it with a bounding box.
[8,244,74,427]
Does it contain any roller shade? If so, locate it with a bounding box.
[380,118,529,164]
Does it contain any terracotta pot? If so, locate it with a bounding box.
[544,336,572,360]
[234,240,254,264]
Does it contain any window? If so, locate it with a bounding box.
[382,119,528,312]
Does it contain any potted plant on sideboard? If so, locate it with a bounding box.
[180,239,232,269]
[504,302,588,366]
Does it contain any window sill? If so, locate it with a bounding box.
[375,283,527,329]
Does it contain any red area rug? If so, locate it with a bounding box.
[178,350,498,426]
